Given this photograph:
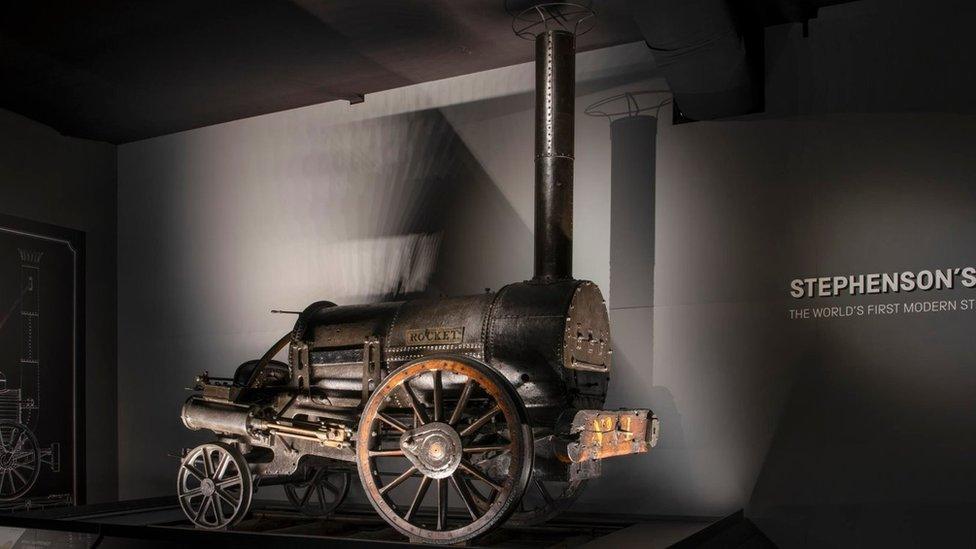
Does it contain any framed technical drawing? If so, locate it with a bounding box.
[0,213,84,510]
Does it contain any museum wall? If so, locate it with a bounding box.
[117,0,974,546]
[587,2,976,547]
[0,109,118,503]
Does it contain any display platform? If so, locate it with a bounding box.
[0,497,773,548]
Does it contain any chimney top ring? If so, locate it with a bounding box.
[508,1,596,40]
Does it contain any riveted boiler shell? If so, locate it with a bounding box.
[294,280,611,427]
[485,280,610,423]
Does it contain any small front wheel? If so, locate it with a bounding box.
[177,442,253,529]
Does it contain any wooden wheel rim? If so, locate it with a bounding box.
[357,356,533,544]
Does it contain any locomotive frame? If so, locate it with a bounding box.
[176,3,659,545]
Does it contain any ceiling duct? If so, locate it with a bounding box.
[631,0,764,122]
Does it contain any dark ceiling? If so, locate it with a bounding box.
[1,0,852,144]
[0,0,642,143]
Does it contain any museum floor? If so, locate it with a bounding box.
[0,497,773,547]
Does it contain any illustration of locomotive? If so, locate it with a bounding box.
[0,249,61,507]
[177,4,658,544]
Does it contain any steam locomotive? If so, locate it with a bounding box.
[177,4,658,544]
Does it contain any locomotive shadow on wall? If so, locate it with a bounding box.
[611,114,690,509]
[417,70,664,300]
[351,107,534,302]
[579,107,692,512]
[0,213,84,511]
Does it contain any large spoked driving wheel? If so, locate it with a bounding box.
[357,356,533,545]
[0,420,40,501]
[284,465,350,516]
[177,442,253,529]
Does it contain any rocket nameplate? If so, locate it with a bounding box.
[404,326,465,347]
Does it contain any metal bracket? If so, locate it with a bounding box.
[289,340,310,397]
[568,458,601,482]
[361,336,382,406]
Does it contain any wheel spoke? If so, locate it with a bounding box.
[403,380,430,425]
[535,479,554,504]
[214,452,230,480]
[377,413,408,433]
[405,476,431,523]
[463,444,511,453]
[10,467,27,487]
[368,449,405,458]
[12,431,26,454]
[309,468,325,486]
[458,460,503,492]
[449,379,475,426]
[462,476,490,504]
[202,449,215,478]
[432,370,443,422]
[436,478,448,530]
[182,462,207,481]
[213,495,226,524]
[181,487,203,499]
[214,486,238,507]
[450,474,480,521]
[316,484,328,508]
[216,477,241,489]
[293,483,311,506]
[459,405,501,437]
[379,466,417,495]
[5,470,14,495]
[194,495,210,523]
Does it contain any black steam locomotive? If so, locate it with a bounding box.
[177,4,657,544]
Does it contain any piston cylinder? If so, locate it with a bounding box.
[181,397,254,437]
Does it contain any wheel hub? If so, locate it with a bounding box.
[400,422,462,479]
[0,452,11,469]
[199,478,216,497]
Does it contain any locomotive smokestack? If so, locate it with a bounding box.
[534,29,576,281]
[513,2,593,281]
